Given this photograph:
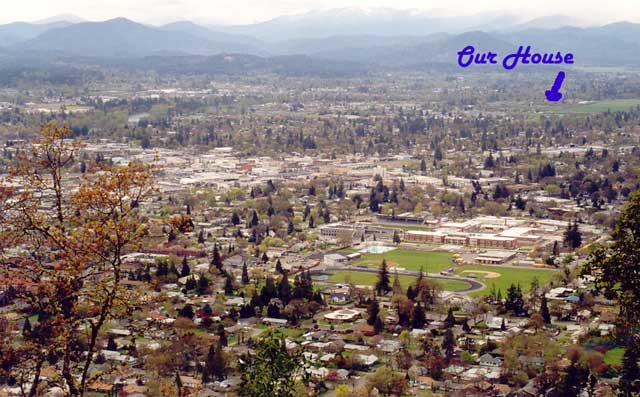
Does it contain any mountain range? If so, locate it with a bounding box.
[0,9,638,74]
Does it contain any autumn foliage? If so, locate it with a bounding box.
[0,123,155,396]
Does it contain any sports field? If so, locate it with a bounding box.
[457,264,558,297]
[347,248,454,272]
[551,99,640,114]
[323,270,471,292]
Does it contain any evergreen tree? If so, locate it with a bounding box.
[167,229,176,242]
[241,262,250,285]
[308,216,314,229]
[583,191,640,333]
[224,274,234,295]
[442,329,456,359]
[620,342,640,396]
[275,259,284,274]
[107,335,117,351]
[250,210,259,227]
[198,229,205,244]
[217,323,228,347]
[287,219,295,235]
[374,316,384,334]
[564,220,582,249]
[212,342,226,380]
[375,259,391,295]
[22,318,32,336]
[367,299,380,326]
[180,257,190,278]
[231,212,241,225]
[392,230,401,244]
[178,304,195,319]
[260,277,277,305]
[411,303,426,329]
[540,296,551,324]
[211,244,223,273]
[277,273,291,305]
[197,275,210,295]
[444,307,456,329]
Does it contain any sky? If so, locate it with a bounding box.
[1,0,637,26]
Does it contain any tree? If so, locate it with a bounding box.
[367,299,380,326]
[239,331,308,397]
[374,315,384,334]
[211,244,223,273]
[287,219,295,235]
[564,219,582,249]
[540,296,551,324]
[275,258,284,274]
[620,341,640,396]
[444,307,456,329]
[175,371,183,397]
[392,230,401,245]
[203,342,226,382]
[376,259,391,295]
[231,211,241,225]
[197,274,210,295]
[250,210,259,227]
[178,304,195,319]
[216,323,228,347]
[0,123,154,397]
[308,216,314,229]
[366,367,408,397]
[107,335,118,351]
[242,262,250,285]
[180,257,190,277]
[277,273,291,305]
[583,191,640,333]
[505,284,525,315]
[442,329,456,359]
[22,318,32,336]
[197,229,205,244]
[224,274,235,295]
[411,303,426,329]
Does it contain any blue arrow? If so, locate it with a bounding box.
[545,71,565,102]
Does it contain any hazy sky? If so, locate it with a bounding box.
[1,0,636,25]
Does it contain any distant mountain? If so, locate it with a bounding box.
[97,53,366,77]
[2,11,640,72]
[0,21,73,47]
[213,7,523,41]
[33,14,86,24]
[14,18,266,58]
[159,21,265,53]
[514,15,590,30]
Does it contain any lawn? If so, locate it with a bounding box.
[349,248,454,273]
[457,264,558,297]
[604,347,625,367]
[323,270,471,292]
[551,99,640,114]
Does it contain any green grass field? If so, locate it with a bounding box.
[552,99,640,114]
[457,264,557,297]
[604,347,625,367]
[348,248,454,273]
[322,270,471,292]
